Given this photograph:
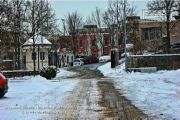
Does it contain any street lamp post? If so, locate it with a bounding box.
[20,42,22,69]
[116,0,119,67]
[87,29,91,56]
[61,19,66,67]
[124,0,127,71]
[52,48,55,66]
[41,35,43,67]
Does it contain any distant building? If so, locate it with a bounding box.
[58,16,180,59]
[22,35,52,70]
[139,19,180,53]
[1,16,179,70]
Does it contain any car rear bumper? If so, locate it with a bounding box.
[0,86,8,93]
[99,60,105,62]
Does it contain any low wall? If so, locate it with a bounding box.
[126,54,180,70]
[2,70,39,78]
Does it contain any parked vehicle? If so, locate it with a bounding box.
[81,57,89,64]
[171,42,180,49]
[73,59,84,66]
[99,55,111,62]
[73,56,98,65]
[70,58,83,66]
[83,56,99,64]
[0,73,8,98]
[121,52,132,58]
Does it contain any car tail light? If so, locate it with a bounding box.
[0,75,8,86]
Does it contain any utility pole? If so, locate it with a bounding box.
[116,0,119,66]
[41,0,44,68]
[41,36,44,68]
[62,19,66,67]
[124,0,127,71]
[87,29,91,56]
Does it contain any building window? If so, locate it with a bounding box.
[23,56,26,64]
[79,40,82,47]
[67,40,70,47]
[92,39,96,46]
[32,52,36,60]
[142,27,162,40]
[40,52,45,60]
[104,39,108,46]
[118,38,121,45]
[144,31,149,40]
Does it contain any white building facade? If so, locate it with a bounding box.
[22,35,52,70]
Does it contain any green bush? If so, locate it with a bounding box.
[40,66,56,80]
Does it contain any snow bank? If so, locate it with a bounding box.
[0,69,80,120]
[98,62,180,119]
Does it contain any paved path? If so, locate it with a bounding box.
[46,65,150,119]
[46,79,149,119]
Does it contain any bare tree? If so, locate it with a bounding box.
[24,0,59,74]
[0,0,59,71]
[86,7,105,56]
[65,11,84,57]
[102,0,137,50]
[173,1,180,20]
[12,0,26,69]
[103,6,117,49]
[25,0,58,37]
[126,16,140,53]
[0,0,13,56]
[147,0,179,53]
[0,0,27,69]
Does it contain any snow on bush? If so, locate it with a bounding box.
[39,66,56,80]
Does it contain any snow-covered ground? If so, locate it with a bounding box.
[1,62,180,120]
[98,62,180,120]
[0,70,79,120]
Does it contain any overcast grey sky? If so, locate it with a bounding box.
[49,0,148,27]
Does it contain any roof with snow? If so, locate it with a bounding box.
[22,35,52,47]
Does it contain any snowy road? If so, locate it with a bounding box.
[1,62,180,120]
[0,67,148,120]
[43,78,148,120]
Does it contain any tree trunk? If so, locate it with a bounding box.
[166,14,170,54]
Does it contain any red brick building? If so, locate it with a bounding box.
[58,16,180,65]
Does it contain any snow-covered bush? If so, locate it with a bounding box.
[39,66,56,80]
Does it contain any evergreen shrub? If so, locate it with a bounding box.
[40,66,56,80]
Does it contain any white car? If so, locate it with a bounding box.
[99,55,111,62]
[73,59,84,66]
[121,52,132,58]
